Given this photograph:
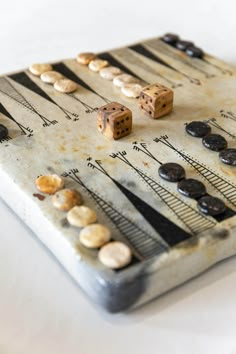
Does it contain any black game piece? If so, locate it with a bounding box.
[202,134,228,151]
[161,33,179,46]
[175,40,194,51]
[219,148,236,166]
[186,121,211,138]
[186,46,204,59]
[158,162,185,182]
[0,124,8,140]
[177,178,206,199]
[197,195,226,216]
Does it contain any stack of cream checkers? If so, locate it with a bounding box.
[35,174,132,269]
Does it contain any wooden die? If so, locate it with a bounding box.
[97,102,132,140]
[139,84,173,119]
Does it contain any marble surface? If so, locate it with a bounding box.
[1,0,236,353]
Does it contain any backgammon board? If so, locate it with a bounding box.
[0,35,235,312]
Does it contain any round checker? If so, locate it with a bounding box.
[219,148,236,166]
[175,40,194,51]
[197,195,226,216]
[98,241,132,269]
[161,33,179,46]
[52,189,83,211]
[79,224,111,249]
[186,46,204,58]
[177,178,206,199]
[186,121,211,138]
[202,134,228,152]
[158,163,186,182]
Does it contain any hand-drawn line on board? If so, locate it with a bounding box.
[52,62,111,109]
[220,110,236,122]
[0,102,33,137]
[154,135,236,208]
[129,43,206,84]
[10,72,79,121]
[126,43,200,85]
[61,168,167,260]
[113,47,183,88]
[108,150,216,235]
[133,141,235,221]
[147,39,233,76]
[204,118,236,140]
[0,77,57,127]
[87,158,192,246]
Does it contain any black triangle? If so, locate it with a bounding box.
[0,102,13,119]
[129,44,179,73]
[9,72,55,104]
[52,62,97,95]
[111,178,190,246]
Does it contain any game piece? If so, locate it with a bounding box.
[76,52,96,65]
[219,148,236,166]
[121,83,143,98]
[158,162,186,182]
[97,102,132,140]
[113,74,139,87]
[29,63,52,76]
[139,84,173,119]
[185,121,211,138]
[88,59,109,72]
[175,40,194,51]
[98,241,132,269]
[40,71,64,84]
[161,33,179,46]
[67,205,97,227]
[197,195,226,216]
[36,175,64,195]
[52,189,83,211]
[202,133,228,151]
[0,124,8,140]
[54,79,78,93]
[99,66,122,80]
[186,46,204,58]
[177,178,206,199]
[79,224,111,248]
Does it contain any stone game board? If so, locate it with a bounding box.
[0,36,235,312]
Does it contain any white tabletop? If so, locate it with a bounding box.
[1,1,236,353]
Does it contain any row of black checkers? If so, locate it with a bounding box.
[186,121,236,166]
[157,120,235,218]
[161,33,204,59]
[158,162,226,217]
